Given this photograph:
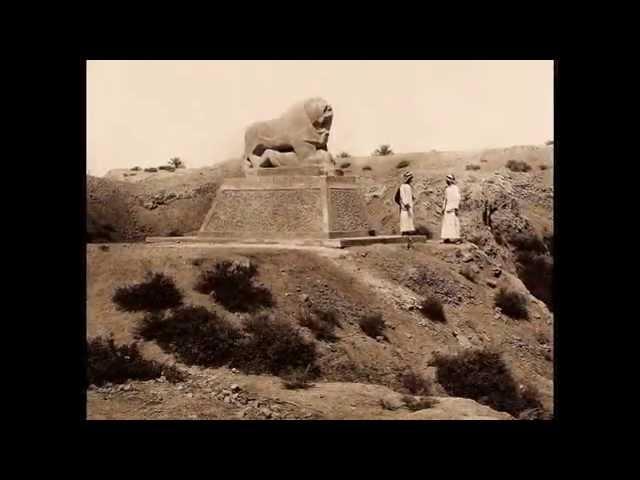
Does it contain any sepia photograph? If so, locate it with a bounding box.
[86,60,555,421]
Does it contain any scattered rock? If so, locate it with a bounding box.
[231,368,239,374]
[376,335,385,342]
[230,384,241,393]
[186,393,193,398]
[486,279,497,288]
[493,267,502,278]
[361,252,368,258]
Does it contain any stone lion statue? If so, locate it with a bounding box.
[243,97,334,169]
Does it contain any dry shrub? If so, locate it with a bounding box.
[362,165,372,171]
[465,164,481,171]
[508,232,547,254]
[506,159,531,172]
[232,314,317,376]
[87,335,163,386]
[402,395,437,411]
[419,296,446,322]
[396,160,410,169]
[194,260,273,313]
[144,167,158,173]
[112,272,183,312]
[337,152,351,158]
[398,370,432,395]
[516,251,553,311]
[539,164,549,170]
[297,306,340,342]
[495,288,529,319]
[340,162,351,169]
[135,306,242,367]
[480,158,488,163]
[358,313,385,338]
[430,348,544,417]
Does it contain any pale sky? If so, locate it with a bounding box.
[86,60,553,176]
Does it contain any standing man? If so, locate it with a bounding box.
[441,173,461,243]
[396,171,416,235]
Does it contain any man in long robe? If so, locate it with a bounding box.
[399,171,415,235]
[441,173,461,243]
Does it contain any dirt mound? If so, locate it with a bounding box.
[87,160,243,241]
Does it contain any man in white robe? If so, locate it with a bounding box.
[441,174,461,243]
[398,171,415,235]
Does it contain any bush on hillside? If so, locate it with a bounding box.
[340,162,351,169]
[506,159,531,172]
[495,288,529,319]
[374,144,394,156]
[396,160,410,169]
[194,260,273,313]
[297,306,340,342]
[169,157,186,169]
[398,370,433,395]
[362,165,372,171]
[88,335,164,386]
[135,306,242,367]
[465,164,481,171]
[337,152,351,158]
[144,167,158,173]
[480,158,488,163]
[419,296,446,322]
[232,314,318,376]
[112,272,183,312]
[430,348,544,417]
[130,166,141,171]
[358,313,386,339]
[539,164,549,170]
[158,165,176,172]
[516,251,553,311]
[508,232,547,254]
[402,395,437,411]
[545,140,554,146]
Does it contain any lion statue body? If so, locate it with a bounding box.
[243,97,334,169]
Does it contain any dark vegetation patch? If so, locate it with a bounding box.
[398,370,433,395]
[506,159,531,172]
[194,260,273,313]
[516,252,553,311]
[402,395,437,411]
[465,164,481,171]
[419,296,446,322]
[232,314,318,376]
[430,348,545,418]
[112,272,183,312]
[144,167,158,173]
[495,288,529,319]
[396,160,410,169]
[136,306,242,367]
[358,313,386,338]
[339,162,351,169]
[362,165,372,171]
[88,335,167,386]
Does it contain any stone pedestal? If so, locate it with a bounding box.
[199,169,370,240]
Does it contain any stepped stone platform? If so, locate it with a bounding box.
[145,234,428,249]
[198,168,371,241]
[144,165,423,248]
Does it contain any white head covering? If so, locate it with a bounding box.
[403,171,414,181]
[446,173,455,183]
